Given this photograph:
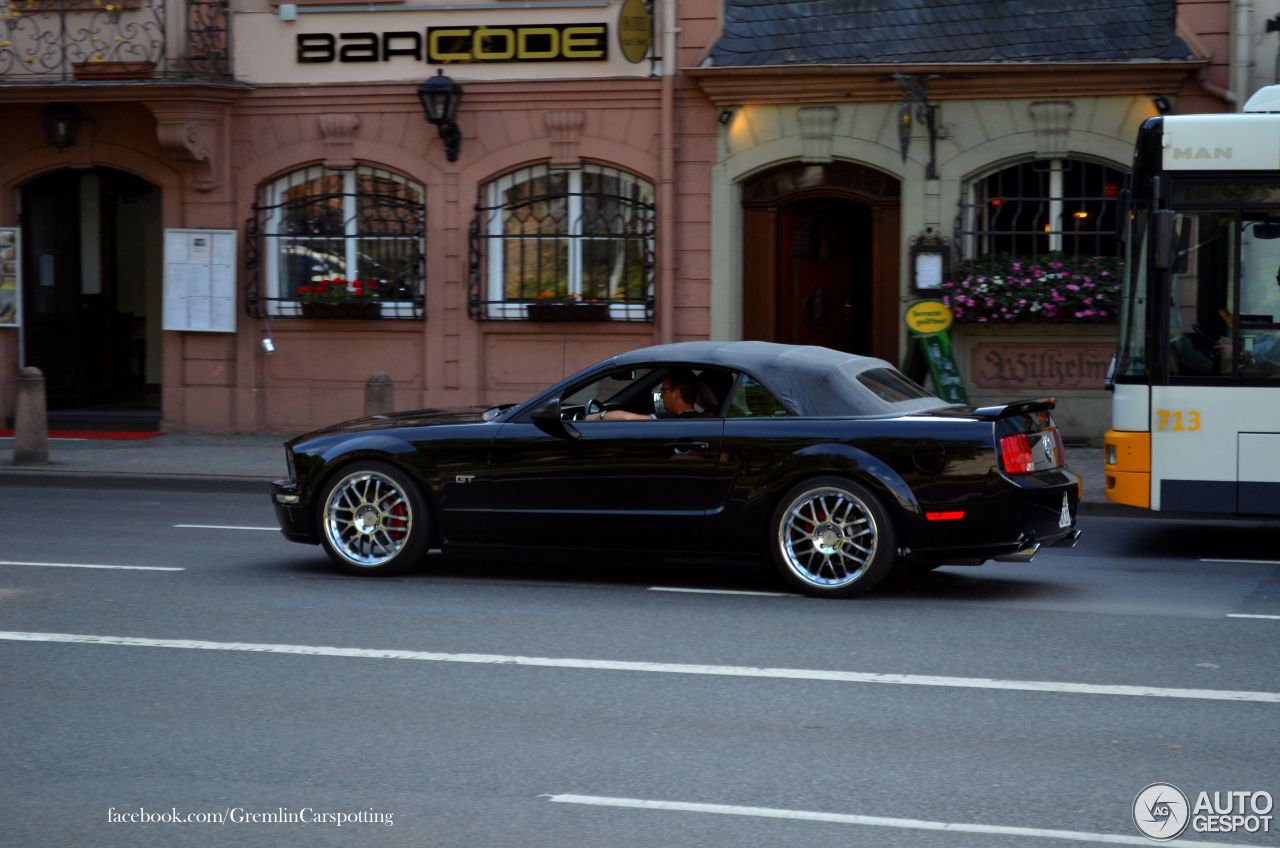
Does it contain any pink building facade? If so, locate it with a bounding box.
[0,0,721,433]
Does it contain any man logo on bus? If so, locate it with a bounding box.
[1171,146,1232,160]
[1134,783,1190,840]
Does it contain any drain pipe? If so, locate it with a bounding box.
[1235,0,1254,110]
[657,0,678,343]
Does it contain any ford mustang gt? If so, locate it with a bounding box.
[270,341,1081,597]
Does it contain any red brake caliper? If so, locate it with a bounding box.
[388,502,408,540]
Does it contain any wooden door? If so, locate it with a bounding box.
[775,198,873,354]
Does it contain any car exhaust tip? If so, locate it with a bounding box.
[994,542,1041,563]
[1051,529,1082,549]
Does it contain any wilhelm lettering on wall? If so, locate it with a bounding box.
[972,343,1113,391]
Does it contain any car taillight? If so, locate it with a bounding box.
[999,428,1064,474]
[999,433,1035,474]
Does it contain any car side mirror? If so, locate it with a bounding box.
[531,397,581,440]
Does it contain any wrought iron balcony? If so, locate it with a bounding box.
[0,0,230,83]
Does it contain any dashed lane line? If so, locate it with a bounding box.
[648,587,793,597]
[173,524,278,531]
[0,631,1277,703]
[0,561,183,572]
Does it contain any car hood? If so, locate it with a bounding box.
[291,408,492,442]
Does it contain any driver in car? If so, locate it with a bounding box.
[593,368,711,420]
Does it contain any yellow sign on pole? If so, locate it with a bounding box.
[901,299,967,404]
[903,298,954,336]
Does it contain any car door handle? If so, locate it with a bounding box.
[665,440,710,455]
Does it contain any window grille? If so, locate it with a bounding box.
[469,162,655,322]
[957,158,1126,262]
[246,165,425,320]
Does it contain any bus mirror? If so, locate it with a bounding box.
[1114,189,1130,244]
[1254,222,1280,239]
[1153,210,1177,270]
[1104,354,1116,393]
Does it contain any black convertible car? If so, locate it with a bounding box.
[271,341,1081,597]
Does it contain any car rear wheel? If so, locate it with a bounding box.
[318,461,429,575]
[770,476,897,597]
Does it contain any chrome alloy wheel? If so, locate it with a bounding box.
[777,486,878,589]
[323,469,414,567]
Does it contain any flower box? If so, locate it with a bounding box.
[940,254,1122,324]
[301,301,381,320]
[526,302,610,322]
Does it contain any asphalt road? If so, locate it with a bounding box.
[1,484,1277,848]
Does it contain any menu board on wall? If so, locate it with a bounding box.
[0,228,19,327]
[163,229,237,333]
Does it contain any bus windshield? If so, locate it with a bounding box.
[1166,206,1280,379]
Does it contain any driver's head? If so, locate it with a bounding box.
[661,368,698,409]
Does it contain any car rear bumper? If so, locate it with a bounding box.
[907,466,1082,565]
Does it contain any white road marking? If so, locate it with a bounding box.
[173,524,277,531]
[0,561,183,572]
[1,631,1277,703]
[1201,558,1280,565]
[1227,613,1280,620]
[545,794,1267,847]
[648,587,793,597]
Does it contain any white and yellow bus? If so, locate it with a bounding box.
[1105,86,1280,516]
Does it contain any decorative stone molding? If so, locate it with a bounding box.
[147,102,224,192]
[544,110,585,166]
[797,106,838,164]
[1029,101,1075,159]
[318,113,361,170]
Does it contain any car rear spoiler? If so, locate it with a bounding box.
[968,398,1057,421]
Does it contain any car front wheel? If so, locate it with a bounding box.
[770,476,897,597]
[318,461,430,575]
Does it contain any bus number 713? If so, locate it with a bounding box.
[1153,410,1201,432]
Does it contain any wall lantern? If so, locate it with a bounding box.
[41,103,82,149]
[910,228,950,292]
[417,69,463,162]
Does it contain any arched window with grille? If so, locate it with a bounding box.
[958,158,1126,261]
[470,162,655,322]
[247,164,425,319]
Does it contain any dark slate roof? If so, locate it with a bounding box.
[707,0,1193,67]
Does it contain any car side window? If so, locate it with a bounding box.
[564,369,653,408]
[726,375,789,417]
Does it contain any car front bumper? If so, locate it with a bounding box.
[271,479,316,544]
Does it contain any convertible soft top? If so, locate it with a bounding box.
[610,341,955,417]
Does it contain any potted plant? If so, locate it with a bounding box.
[525,290,610,322]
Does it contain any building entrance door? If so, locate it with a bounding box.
[20,168,162,423]
[775,197,871,352]
[741,162,900,361]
